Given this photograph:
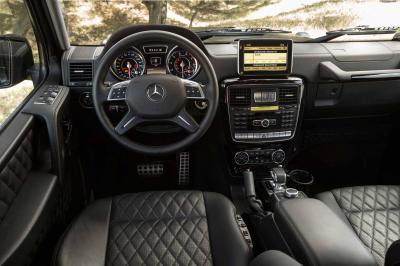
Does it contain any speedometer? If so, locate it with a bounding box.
[111,47,145,80]
[166,46,200,79]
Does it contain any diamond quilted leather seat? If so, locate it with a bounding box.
[317,185,400,266]
[55,191,301,266]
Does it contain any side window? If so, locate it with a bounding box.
[0,0,40,126]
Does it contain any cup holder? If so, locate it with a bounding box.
[288,169,314,193]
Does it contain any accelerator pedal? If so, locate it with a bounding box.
[178,152,190,186]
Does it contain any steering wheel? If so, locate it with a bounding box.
[92,30,219,155]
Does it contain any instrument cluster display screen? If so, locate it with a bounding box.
[238,39,293,76]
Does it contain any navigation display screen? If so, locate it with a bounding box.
[238,39,293,76]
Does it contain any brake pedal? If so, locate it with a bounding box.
[137,163,164,176]
[178,152,190,186]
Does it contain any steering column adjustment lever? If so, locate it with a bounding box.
[243,169,264,215]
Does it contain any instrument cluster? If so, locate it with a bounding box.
[110,44,200,81]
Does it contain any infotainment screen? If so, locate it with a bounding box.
[238,39,293,76]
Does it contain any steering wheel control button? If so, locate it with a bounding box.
[285,188,299,199]
[108,87,127,100]
[184,81,204,99]
[234,151,250,165]
[271,149,286,164]
[186,86,202,98]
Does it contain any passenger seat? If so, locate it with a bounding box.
[317,185,400,266]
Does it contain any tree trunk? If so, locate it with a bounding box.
[143,0,167,24]
[189,9,199,28]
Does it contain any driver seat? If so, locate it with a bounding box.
[55,191,300,266]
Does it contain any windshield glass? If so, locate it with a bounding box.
[60,0,400,45]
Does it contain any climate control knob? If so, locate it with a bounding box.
[261,119,270,128]
[234,151,250,165]
[271,149,285,164]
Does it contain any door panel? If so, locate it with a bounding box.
[0,119,34,222]
[0,112,60,266]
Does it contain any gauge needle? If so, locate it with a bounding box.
[126,61,132,79]
[180,61,186,78]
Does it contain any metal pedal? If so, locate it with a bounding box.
[178,152,190,186]
[137,163,164,176]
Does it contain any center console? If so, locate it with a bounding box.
[225,78,303,143]
[224,39,304,174]
[227,38,376,266]
[223,78,303,169]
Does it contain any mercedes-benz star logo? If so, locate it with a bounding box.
[146,84,166,103]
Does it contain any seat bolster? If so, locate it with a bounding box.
[56,198,112,266]
[316,191,353,228]
[249,250,301,266]
[203,192,252,266]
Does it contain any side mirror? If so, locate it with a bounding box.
[0,35,34,88]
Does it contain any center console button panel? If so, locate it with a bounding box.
[223,78,303,143]
[234,148,286,165]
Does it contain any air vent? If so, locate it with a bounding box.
[279,87,298,105]
[69,62,93,86]
[229,88,251,106]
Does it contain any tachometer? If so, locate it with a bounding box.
[166,46,200,79]
[112,47,145,80]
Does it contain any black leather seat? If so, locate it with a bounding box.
[317,185,400,266]
[55,190,300,266]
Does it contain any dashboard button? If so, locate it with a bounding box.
[234,152,249,165]
[261,119,270,128]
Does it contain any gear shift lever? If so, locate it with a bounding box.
[270,167,287,192]
[268,167,300,199]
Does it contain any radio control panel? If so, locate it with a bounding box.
[224,78,303,143]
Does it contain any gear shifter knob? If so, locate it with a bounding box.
[271,167,287,185]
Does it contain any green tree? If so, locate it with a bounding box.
[0,0,30,35]
[62,0,148,44]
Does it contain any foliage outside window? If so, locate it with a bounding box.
[60,0,400,45]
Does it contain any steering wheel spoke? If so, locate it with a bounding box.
[115,109,141,135]
[182,79,206,100]
[171,109,199,133]
[107,80,130,102]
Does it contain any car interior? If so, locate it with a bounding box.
[1,0,400,266]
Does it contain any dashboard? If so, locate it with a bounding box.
[62,25,400,169]
[61,25,400,176]
[109,44,200,81]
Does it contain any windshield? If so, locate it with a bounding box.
[60,0,400,45]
